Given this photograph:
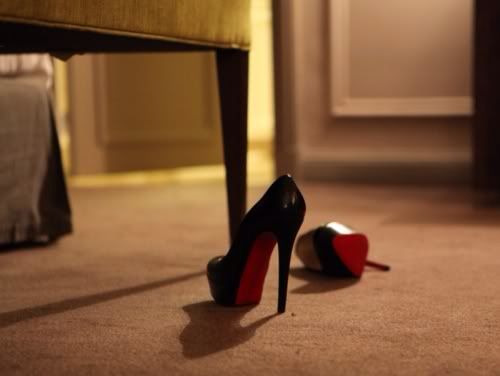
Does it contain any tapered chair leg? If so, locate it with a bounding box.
[474,0,500,191]
[216,49,249,242]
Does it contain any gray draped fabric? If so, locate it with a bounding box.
[0,78,71,244]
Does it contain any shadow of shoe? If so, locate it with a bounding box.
[290,267,359,294]
[179,301,276,359]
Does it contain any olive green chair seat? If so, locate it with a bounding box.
[0,1,250,49]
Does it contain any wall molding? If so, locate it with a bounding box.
[92,54,216,146]
[297,145,471,183]
[329,0,473,117]
[299,156,471,184]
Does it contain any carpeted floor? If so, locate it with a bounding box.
[1,181,499,375]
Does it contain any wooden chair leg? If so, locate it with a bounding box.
[216,49,249,242]
[474,0,500,191]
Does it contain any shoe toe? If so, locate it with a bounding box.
[207,256,224,278]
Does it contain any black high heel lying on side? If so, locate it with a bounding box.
[207,175,306,313]
[295,222,390,278]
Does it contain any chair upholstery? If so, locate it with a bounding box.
[0,0,250,50]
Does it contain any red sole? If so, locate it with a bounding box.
[332,234,369,277]
[235,232,277,305]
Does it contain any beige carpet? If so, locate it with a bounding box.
[1,181,499,375]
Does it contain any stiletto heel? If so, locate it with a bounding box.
[207,175,306,313]
[295,222,390,277]
[277,230,297,313]
[365,260,391,271]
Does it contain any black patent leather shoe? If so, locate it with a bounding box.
[207,175,306,313]
[295,222,390,277]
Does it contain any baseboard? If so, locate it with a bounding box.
[299,157,472,185]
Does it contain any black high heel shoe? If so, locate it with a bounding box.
[295,222,390,277]
[207,175,306,313]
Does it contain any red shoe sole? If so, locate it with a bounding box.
[235,232,277,305]
[332,234,369,277]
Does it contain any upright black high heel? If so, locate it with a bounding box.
[207,175,306,313]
